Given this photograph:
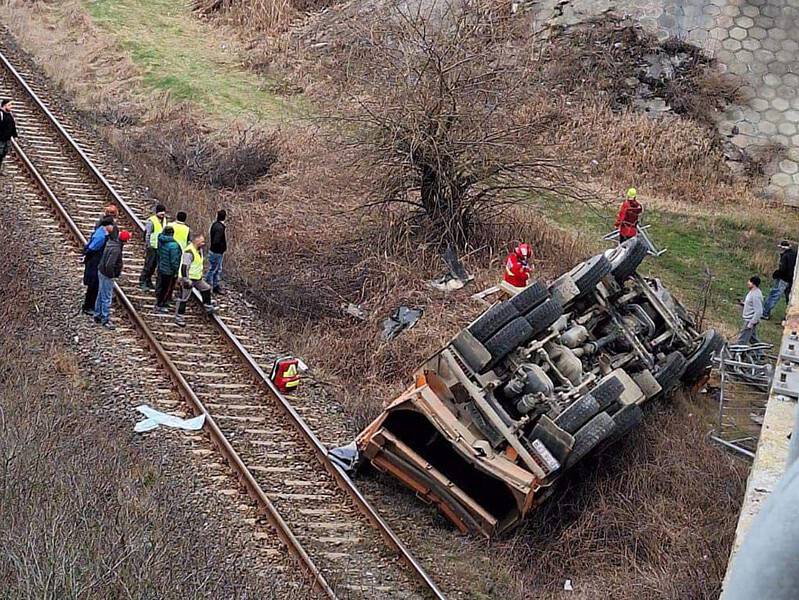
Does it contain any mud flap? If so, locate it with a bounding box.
[632,368,661,400]
[608,368,646,405]
[451,329,492,373]
[528,415,571,469]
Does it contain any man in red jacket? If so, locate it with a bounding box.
[504,243,532,288]
[615,188,643,242]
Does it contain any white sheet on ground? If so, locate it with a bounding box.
[134,404,206,433]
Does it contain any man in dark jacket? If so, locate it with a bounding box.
[0,99,19,175]
[94,229,131,330]
[205,209,227,294]
[82,217,114,315]
[763,240,797,320]
[155,226,182,312]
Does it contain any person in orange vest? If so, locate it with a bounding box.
[615,187,643,242]
[504,243,532,288]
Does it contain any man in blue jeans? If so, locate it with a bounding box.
[205,209,227,294]
[763,240,796,320]
[94,229,131,330]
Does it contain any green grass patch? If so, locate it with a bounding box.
[85,0,302,122]
[549,201,784,345]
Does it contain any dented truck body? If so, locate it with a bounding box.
[357,238,723,537]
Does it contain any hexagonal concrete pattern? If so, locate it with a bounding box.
[536,0,799,205]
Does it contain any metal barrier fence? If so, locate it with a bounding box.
[711,343,775,459]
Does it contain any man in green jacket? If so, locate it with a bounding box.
[154,226,182,312]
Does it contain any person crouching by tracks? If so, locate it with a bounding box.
[139,203,167,291]
[502,243,533,294]
[94,228,131,330]
[175,232,215,327]
[615,187,643,242]
[0,99,19,175]
[82,216,115,315]
[154,225,181,312]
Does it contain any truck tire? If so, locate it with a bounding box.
[591,375,625,410]
[509,281,548,314]
[599,404,644,450]
[565,412,616,468]
[682,329,724,384]
[655,351,687,397]
[554,394,601,434]
[524,298,564,338]
[468,302,520,343]
[609,237,648,283]
[570,254,612,299]
[483,317,535,370]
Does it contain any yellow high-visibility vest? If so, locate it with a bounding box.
[170,221,190,250]
[148,215,166,249]
[186,243,204,280]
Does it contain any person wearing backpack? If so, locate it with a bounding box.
[94,228,131,330]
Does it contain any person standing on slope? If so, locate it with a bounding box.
[503,243,533,290]
[205,209,228,295]
[615,188,643,242]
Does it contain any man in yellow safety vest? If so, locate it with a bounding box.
[168,211,191,251]
[175,232,216,327]
[139,203,167,290]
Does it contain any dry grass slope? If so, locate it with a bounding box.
[501,395,747,599]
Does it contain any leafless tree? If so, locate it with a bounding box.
[332,0,583,254]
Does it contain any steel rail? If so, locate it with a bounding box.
[1,48,446,598]
[9,138,339,600]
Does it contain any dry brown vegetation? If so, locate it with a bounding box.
[129,109,281,189]
[0,218,297,599]
[194,0,332,33]
[497,394,747,599]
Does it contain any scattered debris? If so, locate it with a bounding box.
[134,405,205,433]
[329,441,360,471]
[430,246,475,292]
[428,273,469,293]
[564,579,574,591]
[341,302,367,320]
[381,305,423,340]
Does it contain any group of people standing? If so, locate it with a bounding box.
[737,240,797,345]
[81,203,229,329]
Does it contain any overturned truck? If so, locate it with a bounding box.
[356,238,723,537]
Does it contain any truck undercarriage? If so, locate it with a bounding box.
[355,238,723,537]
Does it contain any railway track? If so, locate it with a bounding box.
[0,40,445,600]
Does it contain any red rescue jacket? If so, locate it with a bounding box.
[504,252,530,287]
[615,199,642,238]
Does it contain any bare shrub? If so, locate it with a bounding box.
[130,109,280,189]
[330,0,584,255]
